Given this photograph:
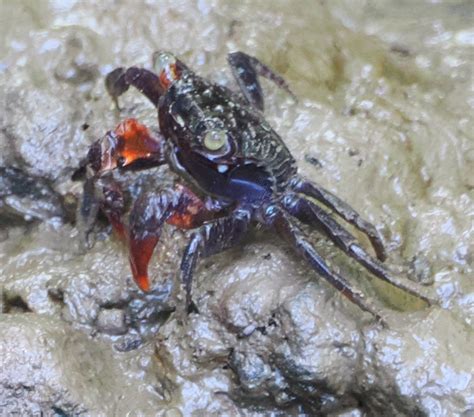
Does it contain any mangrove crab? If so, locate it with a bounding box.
[80,51,434,324]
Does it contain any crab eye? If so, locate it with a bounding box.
[153,51,175,72]
[153,51,180,88]
[203,129,228,151]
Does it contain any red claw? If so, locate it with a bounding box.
[129,234,159,292]
[114,119,162,167]
[89,119,163,175]
[126,185,216,293]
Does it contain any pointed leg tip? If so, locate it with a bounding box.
[134,274,151,292]
[368,235,387,263]
[289,89,298,103]
[376,250,387,263]
[376,314,389,329]
[422,293,439,307]
[129,233,161,294]
[187,300,199,315]
[112,97,122,112]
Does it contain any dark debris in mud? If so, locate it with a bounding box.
[0,0,473,416]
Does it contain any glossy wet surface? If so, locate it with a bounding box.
[0,1,473,416]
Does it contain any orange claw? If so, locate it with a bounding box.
[133,272,151,293]
[125,185,216,293]
[90,119,163,175]
[128,234,159,292]
[114,119,162,167]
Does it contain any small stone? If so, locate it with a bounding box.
[96,309,127,335]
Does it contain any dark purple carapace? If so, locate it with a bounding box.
[80,51,434,324]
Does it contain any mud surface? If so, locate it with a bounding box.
[0,1,473,416]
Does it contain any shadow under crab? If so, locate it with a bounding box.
[79,51,435,325]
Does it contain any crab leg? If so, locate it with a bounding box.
[291,178,387,261]
[268,206,386,325]
[105,67,164,107]
[99,176,127,240]
[180,209,251,308]
[77,174,127,246]
[77,176,102,248]
[282,195,436,305]
[128,185,218,292]
[78,119,165,245]
[228,51,296,111]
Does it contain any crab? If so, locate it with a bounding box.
[80,51,434,324]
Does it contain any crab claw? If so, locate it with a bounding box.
[127,192,165,293]
[130,238,154,292]
[129,234,157,292]
[88,118,163,175]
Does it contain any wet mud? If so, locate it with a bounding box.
[0,1,473,416]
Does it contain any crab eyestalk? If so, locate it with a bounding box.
[152,51,184,90]
[87,119,164,175]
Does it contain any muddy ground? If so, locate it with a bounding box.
[0,0,473,416]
